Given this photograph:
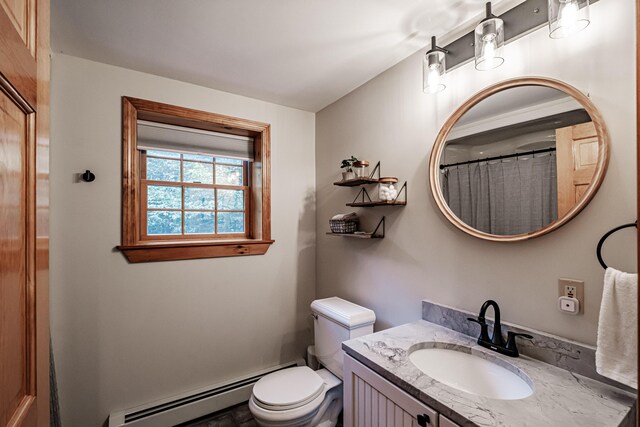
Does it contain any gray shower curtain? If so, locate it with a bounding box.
[442,154,558,235]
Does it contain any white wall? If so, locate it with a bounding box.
[316,0,636,345]
[50,54,316,426]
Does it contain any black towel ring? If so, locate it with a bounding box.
[596,221,637,269]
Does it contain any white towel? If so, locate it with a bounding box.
[331,212,358,221]
[596,267,638,388]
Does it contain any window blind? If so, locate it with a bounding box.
[137,120,254,160]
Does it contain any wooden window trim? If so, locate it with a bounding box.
[118,97,273,262]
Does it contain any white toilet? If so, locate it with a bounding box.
[249,297,375,427]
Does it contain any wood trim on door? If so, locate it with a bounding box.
[636,0,639,423]
[34,0,51,422]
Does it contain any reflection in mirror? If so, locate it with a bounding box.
[432,80,608,240]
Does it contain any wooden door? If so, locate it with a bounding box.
[0,0,50,426]
[556,121,599,218]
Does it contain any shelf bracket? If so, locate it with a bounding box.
[352,187,373,205]
[371,216,385,238]
[392,181,407,203]
[368,161,381,180]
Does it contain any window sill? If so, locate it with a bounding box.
[117,239,275,263]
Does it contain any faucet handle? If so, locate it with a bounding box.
[505,331,534,356]
[467,317,490,342]
[466,316,485,324]
[507,331,533,340]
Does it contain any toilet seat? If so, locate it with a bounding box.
[249,368,342,426]
[253,366,324,411]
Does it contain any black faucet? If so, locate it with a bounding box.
[467,300,533,357]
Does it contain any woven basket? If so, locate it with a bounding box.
[329,218,358,234]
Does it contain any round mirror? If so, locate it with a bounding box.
[429,77,609,242]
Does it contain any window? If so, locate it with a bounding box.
[142,150,248,238]
[119,97,273,262]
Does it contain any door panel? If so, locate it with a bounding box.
[0,83,34,426]
[0,0,49,425]
[0,0,34,51]
[0,3,37,109]
[556,121,598,218]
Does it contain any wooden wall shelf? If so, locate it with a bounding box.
[346,182,407,207]
[346,200,407,207]
[333,177,379,186]
[326,232,383,239]
[326,217,385,239]
[334,161,381,186]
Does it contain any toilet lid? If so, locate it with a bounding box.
[253,366,325,410]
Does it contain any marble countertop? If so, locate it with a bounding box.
[342,320,636,427]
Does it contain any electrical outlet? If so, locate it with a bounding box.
[558,279,584,314]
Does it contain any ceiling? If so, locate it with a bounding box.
[51,0,516,112]
[456,86,575,126]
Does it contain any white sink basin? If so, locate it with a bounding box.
[409,346,533,400]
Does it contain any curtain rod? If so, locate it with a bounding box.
[439,147,556,170]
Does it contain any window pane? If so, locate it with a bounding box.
[215,157,244,165]
[147,211,182,235]
[184,161,213,184]
[218,212,244,233]
[148,185,182,209]
[146,150,181,159]
[217,189,244,211]
[215,165,243,186]
[185,187,215,209]
[147,157,181,181]
[183,153,214,162]
[185,212,215,234]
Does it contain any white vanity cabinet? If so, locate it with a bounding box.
[343,355,458,427]
[438,415,460,427]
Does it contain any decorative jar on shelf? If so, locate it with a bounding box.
[353,160,370,178]
[378,177,399,202]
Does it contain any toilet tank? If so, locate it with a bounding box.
[311,297,375,379]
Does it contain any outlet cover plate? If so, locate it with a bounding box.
[558,278,584,314]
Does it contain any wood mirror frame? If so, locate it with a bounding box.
[429,77,610,242]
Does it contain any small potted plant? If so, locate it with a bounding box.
[340,156,358,181]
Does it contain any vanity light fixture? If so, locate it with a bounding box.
[423,36,448,94]
[474,2,505,71]
[548,0,590,39]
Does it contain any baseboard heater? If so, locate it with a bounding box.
[108,360,303,427]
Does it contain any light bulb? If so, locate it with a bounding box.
[474,5,504,71]
[476,31,504,70]
[423,40,446,94]
[548,0,590,39]
[426,65,442,94]
[558,0,579,32]
[481,36,497,63]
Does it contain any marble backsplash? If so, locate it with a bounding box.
[422,300,635,392]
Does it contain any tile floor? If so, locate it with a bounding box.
[179,402,344,427]
[179,402,256,427]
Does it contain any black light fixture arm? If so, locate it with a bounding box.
[426,36,449,55]
[483,2,496,21]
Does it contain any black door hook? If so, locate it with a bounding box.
[81,170,95,182]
